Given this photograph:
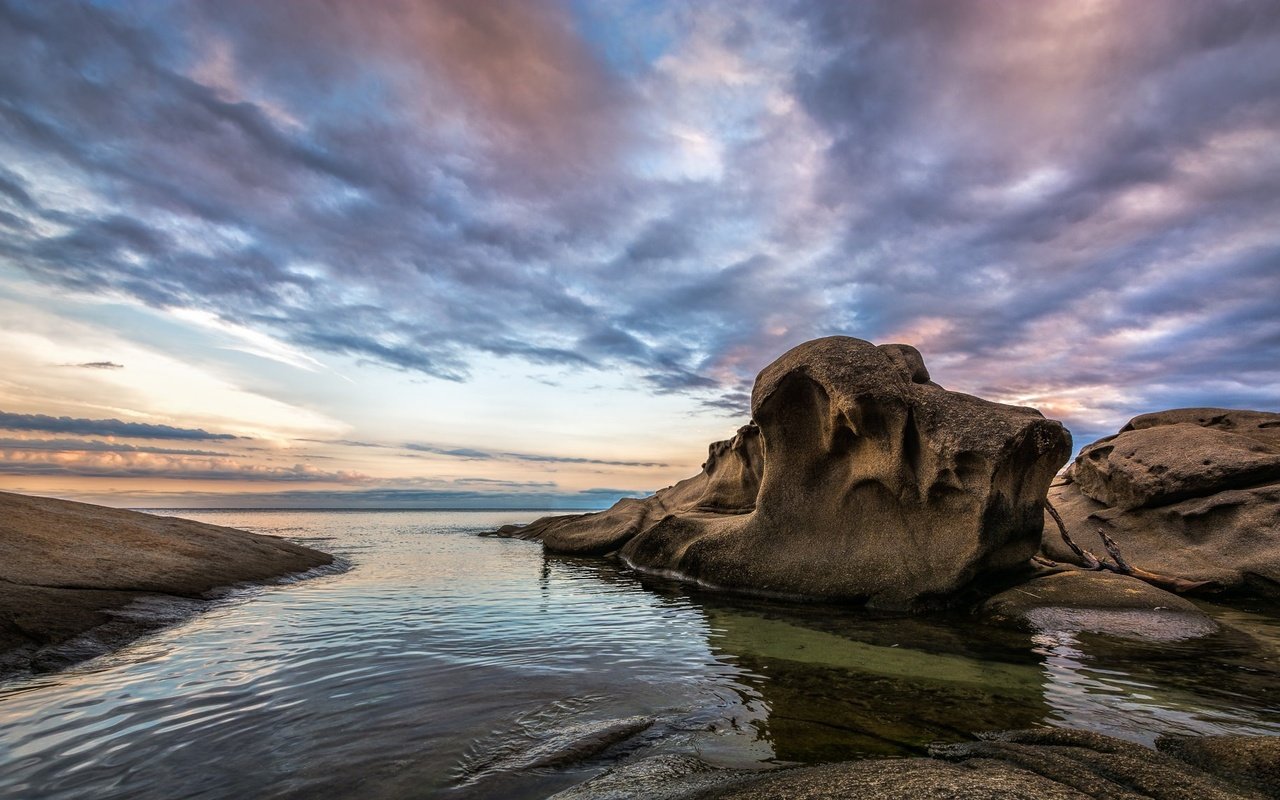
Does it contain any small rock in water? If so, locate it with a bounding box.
[456,715,654,784]
[980,569,1221,641]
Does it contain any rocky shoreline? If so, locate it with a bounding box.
[3,337,1275,798]
[490,337,1279,628]
[487,336,1280,798]
[0,491,334,677]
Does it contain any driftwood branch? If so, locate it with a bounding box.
[1042,499,1109,571]
[1096,528,1218,594]
[1041,499,1218,594]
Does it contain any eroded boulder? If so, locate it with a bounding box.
[495,337,1071,609]
[1073,418,1280,512]
[1045,409,1280,597]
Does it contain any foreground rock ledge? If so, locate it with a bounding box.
[0,491,333,676]
[551,729,1280,800]
[493,337,1072,609]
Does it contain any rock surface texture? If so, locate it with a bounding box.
[552,729,1276,799]
[1045,409,1280,597]
[0,491,333,675]
[495,337,1071,609]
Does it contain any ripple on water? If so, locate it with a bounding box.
[0,509,1277,800]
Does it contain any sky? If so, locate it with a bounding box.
[0,0,1278,508]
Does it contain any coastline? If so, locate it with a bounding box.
[0,491,335,679]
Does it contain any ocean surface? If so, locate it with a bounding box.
[1,509,1278,799]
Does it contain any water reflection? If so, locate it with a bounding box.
[0,510,1276,800]
[549,550,1280,765]
[607,562,1280,761]
[1030,602,1280,743]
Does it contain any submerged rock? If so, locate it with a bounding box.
[496,337,1071,609]
[1044,409,1280,597]
[456,715,654,784]
[547,754,732,800]
[0,490,333,676]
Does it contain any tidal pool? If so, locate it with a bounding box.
[0,510,1276,799]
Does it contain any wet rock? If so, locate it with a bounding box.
[519,716,654,770]
[1044,409,1280,597]
[980,569,1220,641]
[0,490,333,676]
[457,715,654,786]
[495,337,1071,609]
[547,754,736,800]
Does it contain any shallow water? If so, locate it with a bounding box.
[1,510,1277,799]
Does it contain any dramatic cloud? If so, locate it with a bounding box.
[0,0,1277,499]
[0,411,243,441]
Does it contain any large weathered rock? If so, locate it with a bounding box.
[495,337,1071,609]
[1073,415,1280,511]
[1044,409,1280,597]
[0,490,333,675]
[1124,408,1280,447]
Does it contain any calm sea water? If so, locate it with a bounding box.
[1,509,1278,799]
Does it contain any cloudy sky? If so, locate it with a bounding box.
[1,0,1277,508]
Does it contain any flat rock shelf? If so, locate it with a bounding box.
[0,491,334,676]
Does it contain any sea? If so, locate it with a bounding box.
[0,509,1277,799]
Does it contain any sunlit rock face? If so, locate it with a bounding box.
[1045,409,1280,597]
[497,336,1072,610]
